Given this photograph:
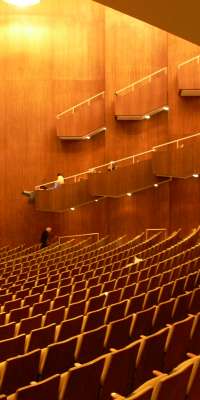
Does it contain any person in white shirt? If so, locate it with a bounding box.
[54,173,65,188]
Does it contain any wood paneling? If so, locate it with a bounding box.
[0,0,105,245]
[105,10,168,162]
[168,34,200,139]
[170,178,200,234]
[1,2,200,245]
[115,69,168,118]
[106,183,170,236]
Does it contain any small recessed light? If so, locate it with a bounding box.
[127,193,132,197]
[144,114,151,120]
[193,173,199,178]
[163,105,170,111]
[154,183,159,188]
[70,207,75,211]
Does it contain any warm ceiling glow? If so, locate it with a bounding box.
[3,0,40,6]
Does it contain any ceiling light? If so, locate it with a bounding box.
[192,173,199,178]
[144,115,151,120]
[3,0,40,6]
[127,192,132,197]
[163,105,170,111]
[154,183,159,187]
[70,207,75,211]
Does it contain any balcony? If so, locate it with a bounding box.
[115,68,168,120]
[88,152,170,197]
[152,132,200,178]
[35,174,99,212]
[178,55,200,96]
[56,92,106,140]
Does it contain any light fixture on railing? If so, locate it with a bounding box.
[144,115,151,120]
[192,173,199,178]
[85,136,91,140]
[70,207,75,211]
[126,192,132,197]
[154,183,159,188]
[163,105,170,111]
[94,199,99,202]
[3,0,40,6]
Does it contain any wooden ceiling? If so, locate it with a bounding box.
[94,0,200,46]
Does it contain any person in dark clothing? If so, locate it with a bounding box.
[40,227,52,249]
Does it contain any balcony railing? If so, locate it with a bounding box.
[56,91,106,140]
[153,132,200,178]
[115,67,168,120]
[178,55,200,96]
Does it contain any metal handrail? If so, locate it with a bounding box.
[178,54,200,68]
[58,233,99,244]
[35,149,153,189]
[115,67,167,95]
[153,131,200,149]
[35,131,200,189]
[56,91,105,119]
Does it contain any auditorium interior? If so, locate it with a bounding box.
[0,0,200,399]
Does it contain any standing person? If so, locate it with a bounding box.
[40,227,52,249]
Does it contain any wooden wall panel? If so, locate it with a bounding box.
[0,0,105,245]
[105,9,168,162]
[1,1,200,245]
[168,34,200,139]
[170,178,200,234]
[107,183,170,236]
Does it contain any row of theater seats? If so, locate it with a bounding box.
[0,239,199,330]
[1,229,197,296]
[52,227,198,269]
[0,229,180,277]
[0,278,199,361]
[0,254,199,337]
[112,353,200,400]
[0,271,199,347]
[2,230,199,399]
[1,228,198,281]
[0,229,199,300]
[0,235,96,270]
[0,243,41,264]
[0,311,199,399]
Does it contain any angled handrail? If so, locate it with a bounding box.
[153,131,200,149]
[56,91,105,119]
[35,131,200,190]
[115,67,167,95]
[178,54,200,68]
